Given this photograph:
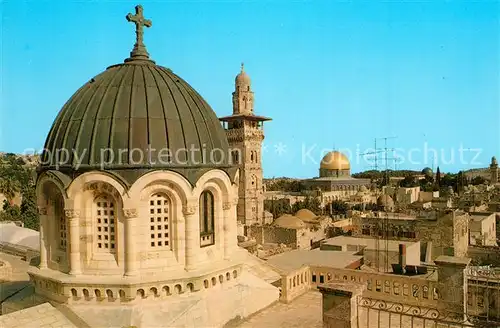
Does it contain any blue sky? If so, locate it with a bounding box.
[1,1,499,178]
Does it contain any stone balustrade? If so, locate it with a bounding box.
[28,264,242,305]
[310,266,439,308]
[277,265,440,308]
[280,266,310,303]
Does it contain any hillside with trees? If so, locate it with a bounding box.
[0,153,39,230]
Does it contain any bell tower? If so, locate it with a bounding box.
[490,156,498,184]
[220,64,271,229]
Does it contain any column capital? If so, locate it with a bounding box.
[64,209,80,219]
[123,208,138,219]
[183,204,198,216]
[37,207,47,216]
[222,202,232,210]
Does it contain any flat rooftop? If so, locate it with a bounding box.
[470,212,495,222]
[265,249,362,274]
[321,236,417,252]
[362,213,417,221]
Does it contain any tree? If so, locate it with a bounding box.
[471,176,486,186]
[291,196,321,214]
[0,200,21,222]
[400,175,418,188]
[0,177,20,205]
[20,182,39,230]
[330,200,349,215]
[435,167,441,188]
[456,171,469,193]
[264,199,292,220]
[0,153,40,230]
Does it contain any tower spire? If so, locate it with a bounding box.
[125,5,153,62]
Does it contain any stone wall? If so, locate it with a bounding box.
[0,260,12,281]
[467,246,500,266]
[248,226,297,247]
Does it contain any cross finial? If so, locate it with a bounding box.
[125,5,153,61]
[241,62,245,72]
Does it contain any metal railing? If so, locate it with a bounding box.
[356,297,499,328]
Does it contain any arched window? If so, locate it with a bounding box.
[231,151,239,165]
[199,191,215,247]
[95,195,116,253]
[149,193,170,248]
[55,198,67,250]
[250,151,254,162]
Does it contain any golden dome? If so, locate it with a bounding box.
[320,151,350,170]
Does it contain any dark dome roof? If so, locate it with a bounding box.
[422,167,433,177]
[40,61,230,172]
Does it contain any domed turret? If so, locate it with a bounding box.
[40,8,231,184]
[231,63,253,115]
[235,63,251,87]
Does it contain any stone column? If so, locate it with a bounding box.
[123,208,138,276]
[223,201,233,260]
[38,207,48,269]
[435,255,471,320]
[65,209,81,275]
[317,282,365,328]
[184,203,198,271]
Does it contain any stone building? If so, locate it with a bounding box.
[248,209,332,250]
[220,64,271,228]
[469,212,497,246]
[2,6,280,327]
[352,210,470,261]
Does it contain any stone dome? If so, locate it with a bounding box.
[320,151,350,170]
[273,214,306,229]
[377,194,394,207]
[40,19,231,182]
[295,209,317,221]
[492,156,498,166]
[422,167,433,177]
[235,63,250,86]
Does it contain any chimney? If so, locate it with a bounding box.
[399,244,407,273]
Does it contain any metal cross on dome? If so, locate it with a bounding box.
[126,5,152,60]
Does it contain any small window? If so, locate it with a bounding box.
[199,191,215,247]
[149,193,171,248]
[95,195,116,253]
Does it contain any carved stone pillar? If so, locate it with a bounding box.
[38,207,48,269]
[223,201,234,260]
[184,203,198,271]
[65,209,81,275]
[123,208,138,276]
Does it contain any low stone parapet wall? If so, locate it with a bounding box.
[28,263,242,305]
[279,266,310,303]
[310,266,439,308]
